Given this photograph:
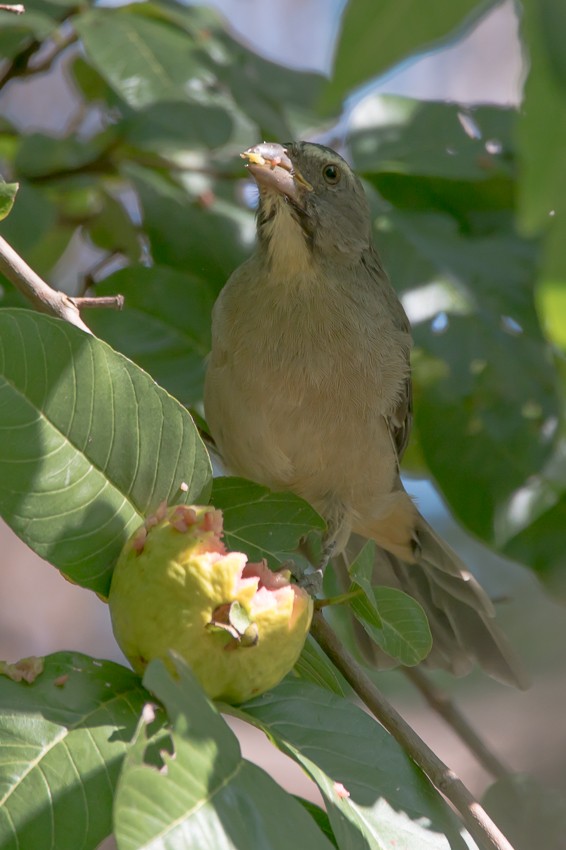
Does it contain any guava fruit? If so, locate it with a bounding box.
[108,503,313,704]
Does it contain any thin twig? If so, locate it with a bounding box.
[0,4,24,13]
[0,235,92,333]
[403,666,511,780]
[0,237,126,325]
[0,8,78,88]
[74,295,124,311]
[310,611,515,850]
[26,31,77,76]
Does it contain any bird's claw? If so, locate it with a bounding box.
[278,558,324,597]
[297,568,323,597]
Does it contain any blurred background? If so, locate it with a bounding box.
[1,0,565,846]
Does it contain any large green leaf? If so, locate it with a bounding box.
[481,774,566,850]
[0,182,57,270]
[122,100,234,152]
[74,7,206,110]
[0,652,156,850]
[241,680,470,850]
[113,657,335,850]
[347,97,562,545]
[0,12,57,61]
[213,37,324,140]
[352,98,515,184]
[211,476,325,567]
[0,309,211,596]
[320,0,495,113]
[127,163,252,289]
[349,541,432,666]
[501,488,566,597]
[293,635,349,697]
[352,98,516,219]
[88,265,215,405]
[412,310,559,540]
[517,0,566,236]
[14,132,114,180]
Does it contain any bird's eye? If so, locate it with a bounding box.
[322,163,341,184]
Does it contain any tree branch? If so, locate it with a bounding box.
[310,610,515,850]
[403,666,511,780]
[74,295,124,310]
[0,235,123,333]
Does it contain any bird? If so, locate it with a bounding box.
[204,140,526,687]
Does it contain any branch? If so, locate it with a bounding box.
[0,8,79,87]
[310,611,515,850]
[74,295,124,310]
[403,666,511,780]
[0,235,123,333]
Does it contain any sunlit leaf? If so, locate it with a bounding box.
[113,657,335,850]
[0,652,155,850]
[0,309,211,596]
[211,476,325,567]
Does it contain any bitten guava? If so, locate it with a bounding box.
[108,504,313,703]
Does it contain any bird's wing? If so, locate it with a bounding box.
[388,372,412,463]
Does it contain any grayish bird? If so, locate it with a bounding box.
[204,140,526,687]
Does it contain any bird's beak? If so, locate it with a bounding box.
[241,143,313,204]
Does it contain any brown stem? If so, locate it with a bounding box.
[403,666,511,780]
[0,235,92,334]
[74,295,124,311]
[0,9,79,88]
[310,611,515,850]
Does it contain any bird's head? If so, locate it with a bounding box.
[242,141,372,267]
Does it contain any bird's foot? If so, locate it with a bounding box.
[318,538,337,573]
[279,558,324,597]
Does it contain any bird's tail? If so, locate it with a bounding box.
[338,517,529,689]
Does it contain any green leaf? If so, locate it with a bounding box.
[113,657,335,850]
[75,8,206,110]
[0,181,17,221]
[211,476,325,567]
[368,200,560,543]
[14,132,113,180]
[0,309,211,596]
[347,542,432,666]
[88,265,214,406]
[294,799,338,849]
[412,310,559,541]
[320,0,495,113]
[86,191,141,261]
[352,98,516,219]
[348,539,380,614]
[70,54,116,105]
[0,12,55,60]
[127,163,252,289]
[123,101,234,152]
[0,652,156,850]
[517,0,566,235]
[537,0,566,89]
[216,42,324,139]
[0,182,57,269]
[293,635,349,697]
[501,488,566,597]
[242,679,470,850]
[482,774,566,850]
[352,98,515,184]
[351,586,433,667]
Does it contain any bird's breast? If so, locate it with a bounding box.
[205,267,410,502]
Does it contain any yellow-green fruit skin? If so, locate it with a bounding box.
[109,505,313,704]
